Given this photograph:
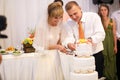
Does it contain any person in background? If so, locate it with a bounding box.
[54,0,63,6]
[0,54,2,80]
[111,0,120,80]
[54,0,70,22]
[33,2,67,80]
[98,4,117,80]
[63,1,105,79]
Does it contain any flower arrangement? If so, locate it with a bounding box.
[22,38,35,53]
[22,38,33,45]
[22,27,35,45]
[22,27,36,53]
[22,27,36,45]
[27,27,35,39]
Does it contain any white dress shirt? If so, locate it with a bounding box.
[63,12,105,54]
[111,9,120,38]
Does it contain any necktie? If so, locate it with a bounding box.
[78,21,85,39]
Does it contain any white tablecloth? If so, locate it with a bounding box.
[60,53,73,80]
[0,52,73,80]
[0,53,37,80]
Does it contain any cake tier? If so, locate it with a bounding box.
[70,71,98,80]
[75,43,92,56]
[72,56,95,73]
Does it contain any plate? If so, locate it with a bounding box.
[12,51,23,56]
[0,49,8,55]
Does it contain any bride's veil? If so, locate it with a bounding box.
[33,0,54,51]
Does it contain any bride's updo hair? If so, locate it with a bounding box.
[48,2,63,18]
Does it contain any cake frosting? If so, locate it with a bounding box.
[70,71,98,80]
[72,56,95,74]
[75,43,92,56]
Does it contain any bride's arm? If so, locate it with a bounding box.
[48,44,67,53]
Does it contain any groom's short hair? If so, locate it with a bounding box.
[65,1,79,11]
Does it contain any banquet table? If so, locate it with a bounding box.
[0,51,73,80]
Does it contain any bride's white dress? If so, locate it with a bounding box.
[35,50,64,80]
[33,24,66,80]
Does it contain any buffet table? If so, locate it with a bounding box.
[0,51,73,80]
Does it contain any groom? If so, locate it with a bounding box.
[64,1,105,79]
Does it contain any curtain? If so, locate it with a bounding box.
[0,0,53,48]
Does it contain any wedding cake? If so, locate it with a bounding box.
[70,39,98,80]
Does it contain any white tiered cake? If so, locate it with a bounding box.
[70,39,98,80]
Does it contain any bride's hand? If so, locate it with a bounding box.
[56,45,67,53]
[67,43,76,51]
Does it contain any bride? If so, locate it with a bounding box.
[33,2,67,80]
